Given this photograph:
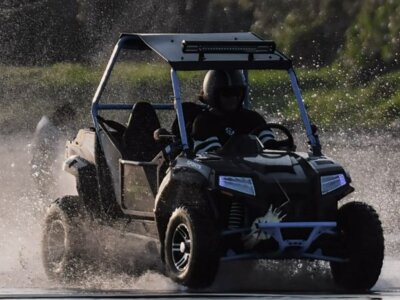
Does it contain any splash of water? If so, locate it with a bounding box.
[0,130,398,291]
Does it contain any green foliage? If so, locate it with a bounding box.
[0,0,398,82]
[1,0,399,135]
[204,0,253,32]
[342,0,400,79]
[284,67,400,128]
[245,0,361,66]
[0,0,83,64]
[0,63,398,133]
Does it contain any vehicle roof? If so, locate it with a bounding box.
[119,32,292,71]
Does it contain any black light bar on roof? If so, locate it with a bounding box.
[182,40,276,61]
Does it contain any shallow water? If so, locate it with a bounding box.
[0,130,398,292]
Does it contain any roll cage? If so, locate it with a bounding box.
[91,32,321,156]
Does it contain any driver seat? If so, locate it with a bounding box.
[171,102,203,147]
[122,102,161,161]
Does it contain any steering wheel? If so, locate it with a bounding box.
[253,123,296,151]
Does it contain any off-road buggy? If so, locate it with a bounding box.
[42,33,384,290]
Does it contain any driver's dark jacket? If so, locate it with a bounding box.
[191,108,275,154]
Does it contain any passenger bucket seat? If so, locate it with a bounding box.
[122,102,161,161]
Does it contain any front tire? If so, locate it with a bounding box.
[42,196,92,283]
[330,201,384,291]
[164,206,220,288]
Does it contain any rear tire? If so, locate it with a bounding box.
[330,201,384,291]
[164,206,220,288]
[42,196,93,283]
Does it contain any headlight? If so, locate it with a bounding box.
[219,176,255,196]
[321,174,347,195]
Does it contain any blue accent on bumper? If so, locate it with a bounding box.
[221,222,346,263]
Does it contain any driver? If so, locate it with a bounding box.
[191,69,275,154]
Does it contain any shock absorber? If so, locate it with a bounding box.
[228,201,244,229]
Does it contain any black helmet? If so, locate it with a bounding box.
[201,70,247,111]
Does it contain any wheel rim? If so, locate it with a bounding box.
[47,220,66,270]
[171,223,191,271]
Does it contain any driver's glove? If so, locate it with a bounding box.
[193,136,222,155]
[257,128,275,145]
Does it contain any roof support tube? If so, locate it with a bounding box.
[91,37,129,129]
[243,69,251,109]
[171,69,190,153]
[288,68,322,156]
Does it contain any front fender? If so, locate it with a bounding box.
[155,167,210,216]
[154,167,216,257]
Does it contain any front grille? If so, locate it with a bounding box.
[245,193,315,227]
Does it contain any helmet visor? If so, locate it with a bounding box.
[219,87,244,98]
[218,87,245,112]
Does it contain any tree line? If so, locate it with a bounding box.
[0,0,398,79]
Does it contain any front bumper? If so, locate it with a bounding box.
[221,222,346,263]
